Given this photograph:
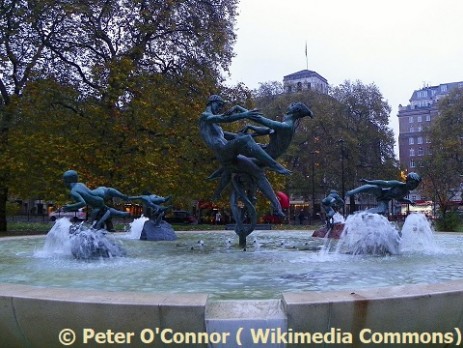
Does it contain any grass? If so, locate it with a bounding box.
[0,220,321,237]
[2,222,53,236]
[0,222,463,237]
[3,218,463,237]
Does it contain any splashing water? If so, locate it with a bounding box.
[333,212,439,256]
[36,218,126,259]
[400,213,439,253]
[36,218,74,257]
[69,225,126,259]
[336,212,401,255]
[332,212,345,224]
[120,216,149,240]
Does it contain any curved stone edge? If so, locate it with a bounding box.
[2,280,463,347]
[0,284,207,348]
[283,280,463,347]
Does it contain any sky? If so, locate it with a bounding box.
[226,0,463,154]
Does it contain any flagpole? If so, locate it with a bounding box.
[305,41,308,70]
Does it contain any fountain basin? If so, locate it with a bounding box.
[2,280,463,347]
[2,228,463,347]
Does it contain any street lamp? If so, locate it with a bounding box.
[310,151,317,220]
[459,174,463,206]
[337,139,346,215]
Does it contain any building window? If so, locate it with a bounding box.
[297,82,302,92]
[410,159,416,168]
[426,114,431,121]
[417,137,423,144]
[409,116,414,123]
[410,126,414,132]
[426,137,431,143]
[417,116,422,122]
[441,85,447,92]
[409,137,414,145]
[417,126,422,132]
[409,148,415,157]
[417,148,424,156]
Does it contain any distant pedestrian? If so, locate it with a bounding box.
[298,211,305,225]
[215,211,222,225]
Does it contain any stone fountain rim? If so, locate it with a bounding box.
[2,277,463,304]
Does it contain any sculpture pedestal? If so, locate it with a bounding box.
[312,223,345,239]
[140,220,177,241]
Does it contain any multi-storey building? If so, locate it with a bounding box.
[397,81,463,201]
[283,69,329,94]
[398,81,463,173]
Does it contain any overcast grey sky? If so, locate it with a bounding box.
[226,0,463,153]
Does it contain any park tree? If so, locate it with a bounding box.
[41,0,238,100]
[0,0,240,231]
[420,87,463,228]
[41,0,239,208]
[0,0,64,231]
[114,72,222,206]
[6,79,86,203]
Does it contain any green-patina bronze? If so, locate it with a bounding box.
[63,170,130,229]
[346,172,422,215]
[200,96,313,246]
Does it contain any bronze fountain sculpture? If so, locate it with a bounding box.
[199,95,313,246]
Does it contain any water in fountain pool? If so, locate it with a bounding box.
[0,214,460,300]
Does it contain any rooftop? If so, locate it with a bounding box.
[283,69,328,83]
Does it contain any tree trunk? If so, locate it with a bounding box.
[0,186,7,232]
[0,129,8,233]
[349,195,356,213]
